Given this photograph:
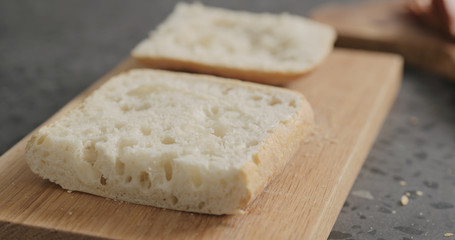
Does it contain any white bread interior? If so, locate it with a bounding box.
[25,69,314,214]
[132,2,336,85]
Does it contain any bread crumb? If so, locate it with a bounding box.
[399,180,406,186]
[409,116,419,126]
[405,192,411,197]
[392,210,396,214]
[67,190,72,193]
[351,190,374,200]
[419,212,423,216]
[401,195,409,206]
[416,191,423,196]
[444,233,454,237]
[235,210,246,215]
[68,211,73,215]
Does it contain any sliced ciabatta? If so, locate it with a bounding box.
[132,2,336,85]
[25,69,314,214]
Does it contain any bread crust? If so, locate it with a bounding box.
[238,95,314,210]
[134,56,317,85]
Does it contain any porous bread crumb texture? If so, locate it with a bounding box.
[25,69,314,215]
[132,2,336,78]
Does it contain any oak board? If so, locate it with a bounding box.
[311,0,455,82]
[0,49,402,240]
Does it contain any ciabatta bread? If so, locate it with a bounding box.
[25,69,314,214]
[132,2,336,85]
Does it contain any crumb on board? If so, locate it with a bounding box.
[444,233,454,237]
[401,195,409,206]
[399,180,407,186]
[305,124,338,147]
[68,211,73,216]
[67,190,72,193]
[311,126,322,136]
[405,192,411,197]
[409,116,419,126]
[392,210,396,214]
[416,191,423,196]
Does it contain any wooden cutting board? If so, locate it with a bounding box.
[311,0,455,82]
[0,49,402,240]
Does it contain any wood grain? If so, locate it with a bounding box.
[0,49,402,240]
[311,0,455,82]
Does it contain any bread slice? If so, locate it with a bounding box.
[25,69,314,215]
[132,2,336,85]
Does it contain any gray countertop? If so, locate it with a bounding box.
[1,0,454,239]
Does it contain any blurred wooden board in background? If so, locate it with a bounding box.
[0,49,402,239]
[312,0,455,82]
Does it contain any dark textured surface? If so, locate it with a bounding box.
[1,0,454,239]
[333,67,455,239]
